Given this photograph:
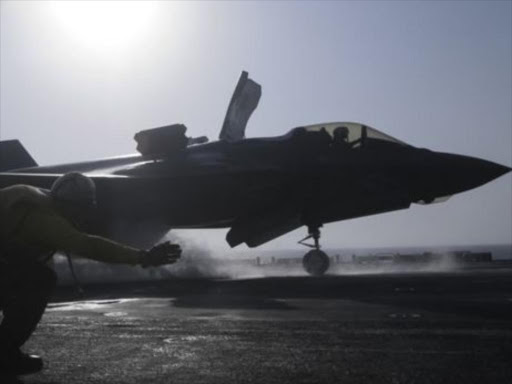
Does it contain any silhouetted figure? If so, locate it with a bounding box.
[0,173,181,376]
[332,126,350,149]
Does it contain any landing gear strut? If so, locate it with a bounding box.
[299,226,330,276]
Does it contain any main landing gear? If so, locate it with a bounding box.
[299,226,330,276]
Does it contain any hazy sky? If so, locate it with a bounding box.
[1,1,511,251]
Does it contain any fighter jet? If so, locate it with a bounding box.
[0,72,510,275]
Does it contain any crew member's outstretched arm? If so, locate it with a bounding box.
[17,208,178,266]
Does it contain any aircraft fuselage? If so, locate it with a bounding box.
[3,124,509,249]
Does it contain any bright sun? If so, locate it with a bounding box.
[49,1,159,56]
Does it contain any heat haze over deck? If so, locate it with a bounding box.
[0,1,510,250]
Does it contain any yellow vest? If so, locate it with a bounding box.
[0,185,141,265]
[0,185,51,239]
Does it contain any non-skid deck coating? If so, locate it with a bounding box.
[5,268,512,384]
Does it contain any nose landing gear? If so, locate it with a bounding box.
[299,226,330,276]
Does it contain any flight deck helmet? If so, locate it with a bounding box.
[51,172,97,207]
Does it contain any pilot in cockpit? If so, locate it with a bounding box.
[332,126,350,149]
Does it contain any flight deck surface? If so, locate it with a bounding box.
[8,267,512,384]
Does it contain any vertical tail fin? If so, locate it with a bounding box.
[0,140,38,171]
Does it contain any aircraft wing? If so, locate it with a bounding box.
[226,185,302,248]
[225,174,413,248]
[219,71,261,142]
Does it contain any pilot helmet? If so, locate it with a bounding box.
[333,126,349,141]
[335,126,349,136]
[51,172,97,207]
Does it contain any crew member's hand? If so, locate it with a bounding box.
[141,241,182,268]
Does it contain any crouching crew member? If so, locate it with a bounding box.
[0,172,181,375]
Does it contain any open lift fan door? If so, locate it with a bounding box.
[219,71,261,142]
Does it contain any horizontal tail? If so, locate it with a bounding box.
[0,140,38,172]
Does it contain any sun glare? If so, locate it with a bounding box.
[49,1,159,56]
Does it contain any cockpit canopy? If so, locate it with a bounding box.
[288,122,408,149]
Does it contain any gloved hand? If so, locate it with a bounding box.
[140,241,182,268]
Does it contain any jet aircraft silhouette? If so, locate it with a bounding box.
[0,72,510,275]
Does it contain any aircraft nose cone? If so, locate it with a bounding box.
[439,153,511,194]
[481,160,511,180]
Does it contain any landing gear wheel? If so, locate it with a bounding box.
[303,249,330,276]
[299,225,330,276]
